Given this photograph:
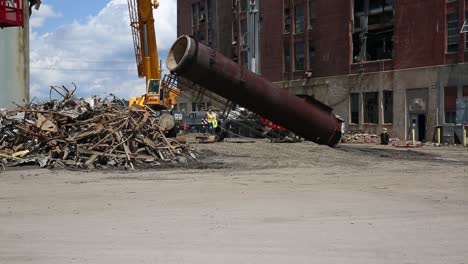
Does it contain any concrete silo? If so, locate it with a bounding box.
[0,0,30,109]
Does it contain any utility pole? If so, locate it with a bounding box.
[247,0,260,74]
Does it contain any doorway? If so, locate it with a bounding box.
[408,113,427,142]
[417,114,426,141]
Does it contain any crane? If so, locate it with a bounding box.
[127,0,178,110]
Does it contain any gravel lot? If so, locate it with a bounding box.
[1,140,467,263]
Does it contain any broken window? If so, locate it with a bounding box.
[364,92,378,124]
[350,93,360,124]
[241,0,247,12]
[309,0,316,30]
[383,91,393,123]
[308,41,315,68]
[241,19,247,48]
[192,3,198,27]
[295,3,305,33]
[447,13,459,52]
[445,86,457,123]
[353,0,394,62]
[284,39,291,72]
[284,6,291,33]
[295,41,305,71]
[199,1,206,24]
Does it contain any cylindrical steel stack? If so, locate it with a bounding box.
[167,36,343,147]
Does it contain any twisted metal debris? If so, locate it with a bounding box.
[0,84,195,170]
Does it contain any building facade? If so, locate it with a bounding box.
[177,0,468,141]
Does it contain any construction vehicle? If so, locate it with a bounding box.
[127,0,179,111]
[126,0,181,136]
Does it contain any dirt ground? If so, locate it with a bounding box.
[1,140,467,264]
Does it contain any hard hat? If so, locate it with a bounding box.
[382,128,388,132]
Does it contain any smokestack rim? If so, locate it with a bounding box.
[166,35,196,73]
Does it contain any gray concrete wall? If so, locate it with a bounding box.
[0,0,29,109]
[277,63,468,141]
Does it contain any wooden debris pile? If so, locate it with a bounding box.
[0,85,195,170]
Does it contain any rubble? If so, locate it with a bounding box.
[0,85,196,171]
[341,132,400,144]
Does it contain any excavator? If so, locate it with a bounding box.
[127,0,179,111]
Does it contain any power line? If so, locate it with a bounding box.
[30,67,137,72]
[31,58,136,64]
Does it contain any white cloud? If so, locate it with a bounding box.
[29,4,62,29]
[30,0,177,100]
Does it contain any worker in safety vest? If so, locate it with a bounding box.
[207,109,218,134]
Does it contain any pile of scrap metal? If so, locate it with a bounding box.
[0,85,195,171]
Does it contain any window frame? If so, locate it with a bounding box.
[447,13,459,52]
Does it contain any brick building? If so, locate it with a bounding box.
[177,0,468,141]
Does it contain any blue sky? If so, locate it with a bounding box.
[30,0,177,99]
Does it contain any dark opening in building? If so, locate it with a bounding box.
[444,86,457,123]
[295,3,305,33]
[284,38,291,72]
[350,93,360,124]
[353,0,394,63]
[309,0,316,30]
[295,41,305,71]
[284,6,291,34]
[192,3,198,27]
[199,1,206,24]
[447,13,459,52]
[383,90,393,123]
[308,40,315,68]
[464,12,468,49]
[364,92,378,124]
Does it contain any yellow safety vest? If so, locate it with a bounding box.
[207,112,218,128]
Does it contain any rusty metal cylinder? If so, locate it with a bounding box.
[166,35,342,147]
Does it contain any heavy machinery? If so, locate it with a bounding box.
[166,36,343,147]
[0,0,24,28]
[127,0,179,111]
[126,0,181,136]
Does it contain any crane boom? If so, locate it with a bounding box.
[127,0,160,80]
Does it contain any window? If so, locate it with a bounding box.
[364,92,379,124]
[294,42,305,71]
[309,0,316,30]
[464,86,468,97]
[350,93,360,124]
[447,13,459,52]
[284,7,291,33]
[284,39,291,72]
[199,1,206,23]
[241,51,248,67]
[192,3,198,27]
[308,41,315,68]
[465,12,468,49]
[294,4,305,33]
[197,30,206,42]
[191,102,197,112]
[353,0,394,62]
[241,0,247,12]
[383,91,393,123]
[445,86,457,123]
[241,19,247,47]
